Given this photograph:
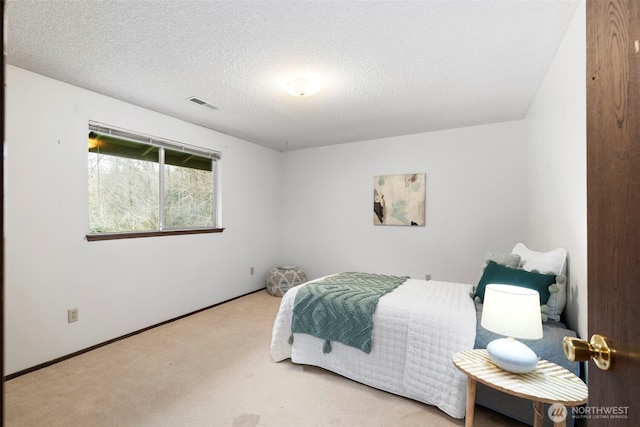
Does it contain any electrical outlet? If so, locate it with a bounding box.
[250,267,255,275]
[68,308,78,323]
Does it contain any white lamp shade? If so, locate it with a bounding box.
[481,284,543,340]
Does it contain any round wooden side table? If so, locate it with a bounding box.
[452,349,587,427]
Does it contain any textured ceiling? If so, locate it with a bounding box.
[6,0,579,151]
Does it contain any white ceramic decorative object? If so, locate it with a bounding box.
[486,337,539,374]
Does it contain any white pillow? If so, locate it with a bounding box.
[511,243,567,321]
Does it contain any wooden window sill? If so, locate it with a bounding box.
[86,228,224,241]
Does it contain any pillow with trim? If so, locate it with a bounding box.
[474,261,555,306]
[482,249,521,270]
[511,243,567,321]
[512,243,566,275]
[472,249,522,301]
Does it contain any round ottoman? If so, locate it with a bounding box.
[266,265,307,296]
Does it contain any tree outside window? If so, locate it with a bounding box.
[87,123,219,237]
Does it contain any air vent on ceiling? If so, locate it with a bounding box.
[187,97,219,111]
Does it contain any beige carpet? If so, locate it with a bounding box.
[4,290,526,426]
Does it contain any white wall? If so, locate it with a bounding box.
[5,2,587,374]
[523,1,587,337]
[280,121,528,284]
[4,66,283,375]
[279,2,586,334]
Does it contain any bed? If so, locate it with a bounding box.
[271,275,477,418]
[270,244,580,425]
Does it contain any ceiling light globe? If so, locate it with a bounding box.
[284,77,322,97]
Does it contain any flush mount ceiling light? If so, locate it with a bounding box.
[283,76,323,97]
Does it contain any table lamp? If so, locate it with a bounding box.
[481,284,543,374]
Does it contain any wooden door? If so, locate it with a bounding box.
[587,0,640,425]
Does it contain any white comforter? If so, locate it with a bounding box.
[270,277,477,418]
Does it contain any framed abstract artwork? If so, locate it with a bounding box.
[373,173,425,226]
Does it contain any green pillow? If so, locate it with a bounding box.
[475,261,555,305]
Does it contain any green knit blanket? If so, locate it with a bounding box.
[290,272,409,353]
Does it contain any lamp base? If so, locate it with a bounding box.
[486,337,538,374]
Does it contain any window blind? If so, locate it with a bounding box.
[88,121,221,172]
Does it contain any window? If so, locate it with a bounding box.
[87,122,222,240]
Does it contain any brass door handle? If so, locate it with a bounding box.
[563,334,614,370]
